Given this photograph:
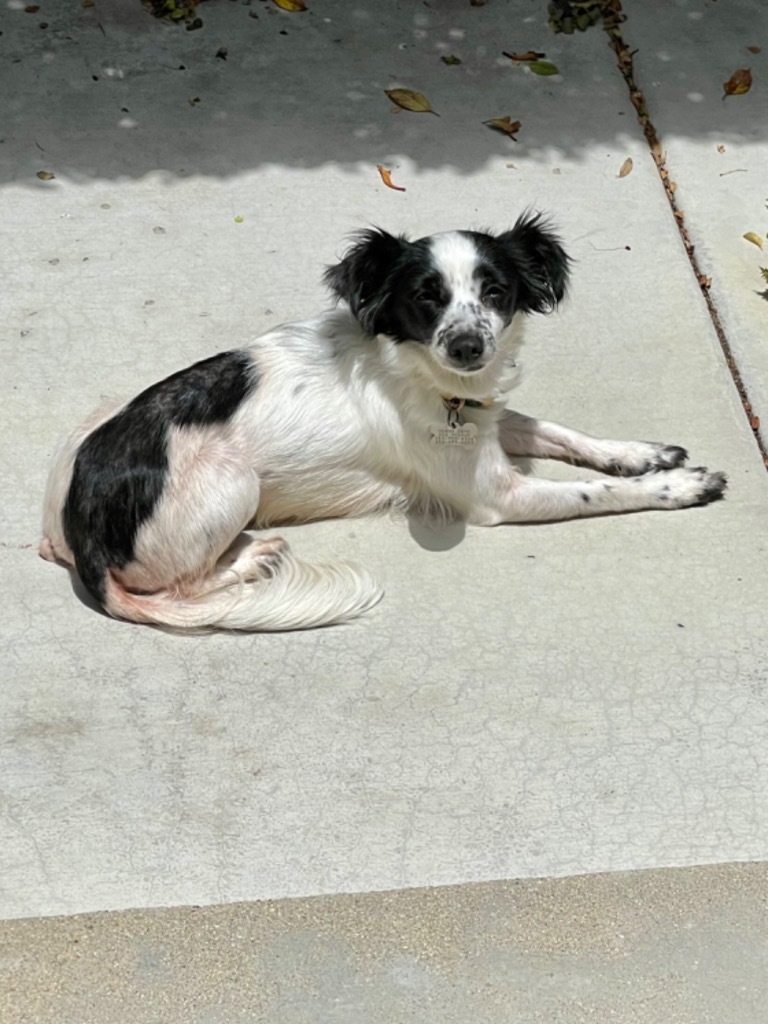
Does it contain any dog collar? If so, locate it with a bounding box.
[441,395,495,412]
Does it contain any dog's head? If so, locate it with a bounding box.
[324,215,570,376]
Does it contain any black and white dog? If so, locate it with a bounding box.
[41,216,726,632]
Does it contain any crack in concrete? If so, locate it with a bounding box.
[593,1,768,471]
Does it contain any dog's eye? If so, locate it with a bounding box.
[482,286,505,306]
[413,281,443,305]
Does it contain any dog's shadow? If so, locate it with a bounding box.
[407,515,467,552]
[407,455,534,551]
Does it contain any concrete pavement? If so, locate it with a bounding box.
[1,0,767,1018]
[3,862,768,1024]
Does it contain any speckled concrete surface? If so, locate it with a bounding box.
[2,863,768,1024]
[1,0,768,941]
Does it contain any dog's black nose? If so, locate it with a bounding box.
[447,334,484,367]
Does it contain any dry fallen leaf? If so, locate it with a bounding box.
[723,68,752,97]
[618,157,633,178]
[743,231,764,249]
[483,116,521,139]
[529,60,559,76]
[503,50,545,62]
[82,0,95,7]
[272,0,307,11]
[716,144,726,153]
[385,88,439,115]
[746,46,762,55]
[376,165,406,192]
[36,170,55,180]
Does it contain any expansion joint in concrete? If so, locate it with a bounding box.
[597,2,768,470]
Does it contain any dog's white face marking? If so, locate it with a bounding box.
[426,232,509,375]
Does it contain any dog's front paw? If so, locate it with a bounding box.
[647,465,727,508]
[605,441,688,477]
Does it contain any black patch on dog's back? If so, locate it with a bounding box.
[63,349,258,604]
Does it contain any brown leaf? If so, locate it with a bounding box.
[24,5,40,12]
[743,231,764,250]
[82,0,95,6]
[36,170,55,180]
[723,68,752,97]
[716,144,726,153]
[385,88,439,115]
[503,50,545,62]
[376,165,406,192]
[746,46,762,55]
[483,116,521,139]
[617,157,633,178]
[272,0,307,11]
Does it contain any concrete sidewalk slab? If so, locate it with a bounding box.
[2,0,768,923]
[2,863,767,1024]
[625,0,768,447]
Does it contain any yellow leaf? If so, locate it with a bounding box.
[376,165,406,192]
[617,157,633,178]
[723,68,752,97]
[272,0,307,10]
[743,232,764,250]
[483,116,521,138]
[385,88,439,115]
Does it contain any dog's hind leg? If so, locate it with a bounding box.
[198,534,288,592]
[498,410,689,476]
[103,444,381,632]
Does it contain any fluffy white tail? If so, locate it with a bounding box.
[102,550,383,633]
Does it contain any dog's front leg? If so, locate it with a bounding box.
[498,410,689,476]
[469,445,726,525]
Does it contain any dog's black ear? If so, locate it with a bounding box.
[324,228,411,336]
[496,213,570,314]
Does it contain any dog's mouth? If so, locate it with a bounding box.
[445,359,487,375]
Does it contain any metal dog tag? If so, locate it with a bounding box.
[430,422,478,447]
